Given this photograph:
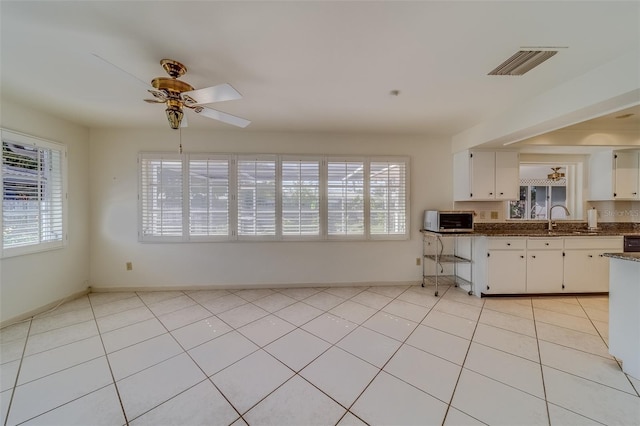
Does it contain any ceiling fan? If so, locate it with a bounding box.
[547,167,565,181]
[143,59,250,129]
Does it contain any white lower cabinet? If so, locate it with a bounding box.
[481,236,623,295]
[525,238,564,293]
[487,249,526,294]
[485,238,526,295]
[563,238,623,293]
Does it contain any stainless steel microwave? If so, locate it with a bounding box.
[423,210,474,233]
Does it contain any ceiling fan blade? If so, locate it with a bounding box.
[194,106,251,128]
[90,53,152,90]
[182,83,242,105]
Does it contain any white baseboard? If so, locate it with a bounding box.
[0,288,91,330]
[88,281,421,293]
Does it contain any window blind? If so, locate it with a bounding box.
[282,159,320,236]
[327,160,365,237]
[140,154,184,240]
[189,156,231,238]
[370,160,407,236]
[1,131,66,256]
[237,157,276,237]
[138,153,409,241]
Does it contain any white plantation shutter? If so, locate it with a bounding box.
[327,159,365,237]
[237,156,276,237]
[281,158,320,237]
[139,154,184,241]
[370,159,408,238]
[137,153,409,242]
[189,155,231,239]
[1,130,66,256]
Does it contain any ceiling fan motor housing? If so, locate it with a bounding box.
[160,59,188,78]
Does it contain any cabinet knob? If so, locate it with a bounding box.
[599,254,604,257]
[520,255,524,259]
[489,192,494,195]
[499,192,504,195]
[531,255,536,259]
[588,254,593,258]
[545,243,549,246]
[507,243,511,246]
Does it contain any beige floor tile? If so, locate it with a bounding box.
[451,369,548,425]
[544,366,640,425]
[472,323,539,362]
[534,307,599,335]
[479,308,536,337]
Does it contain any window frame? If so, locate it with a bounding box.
[1,129,68,258]
[281,155,323,241]
[138,152,410,242]
[369,157,410,240]
[508,162,579,221]
[187,153,235,242]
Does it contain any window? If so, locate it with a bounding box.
[370,160,408,237]
[509,164,571,220]
[1,130,66,257]
[237,156,277,238]
[139,153,184,240]
[189,155,231,239]
[139,153,409,241]
[282,158,320,237]
[327,160,365,237]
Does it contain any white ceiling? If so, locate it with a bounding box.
[1,1,639,139]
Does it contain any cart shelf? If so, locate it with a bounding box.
[421,230,474,297]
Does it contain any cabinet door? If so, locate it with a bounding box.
[564,250,609,293]
[614,151,639,199]
[470,151,496,199]
[527,250,563,293]
[487,250,526,294]
[495,151,519,200]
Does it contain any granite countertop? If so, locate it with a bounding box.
[421,222,640,237]
[421,229,640,237]
[473,230,640,237]
[472,222,640,237]
[603,252,640,262]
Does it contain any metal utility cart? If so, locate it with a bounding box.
[421,230,473,297]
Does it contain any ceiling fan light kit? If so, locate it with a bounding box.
[547,167,565,181]
[143,58,250,130]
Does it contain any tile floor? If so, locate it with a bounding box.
[1,284,639,425]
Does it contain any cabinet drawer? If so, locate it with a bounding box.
[527,238,564,249]
[563,237,623,250]
[487,238,526,250]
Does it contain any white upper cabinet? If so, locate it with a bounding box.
[453,150,519,201]
[589,149,640,200]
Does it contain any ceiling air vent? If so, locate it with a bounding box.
[489,50,558,76]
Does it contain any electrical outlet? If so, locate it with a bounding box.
[491,211,499,219]
[126,262,133,271]
[416,257,421,266]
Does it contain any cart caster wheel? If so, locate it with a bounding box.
[468,291,473,296]
[421,283,425,288]
[434,291,439,297]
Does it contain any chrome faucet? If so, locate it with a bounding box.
[548,204,571,231]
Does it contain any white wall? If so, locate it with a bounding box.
[0,102,90,323]
[89,128,453,289]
